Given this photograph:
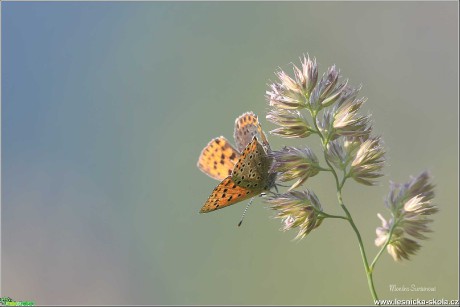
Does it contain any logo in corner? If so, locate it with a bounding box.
[0,297,35,306]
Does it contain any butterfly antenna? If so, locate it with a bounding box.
[237,197,255,227]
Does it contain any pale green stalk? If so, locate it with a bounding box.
[311,110,379,301]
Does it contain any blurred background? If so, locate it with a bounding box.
[2,2,458,305]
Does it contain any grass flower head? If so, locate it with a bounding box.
[375,172,438,261]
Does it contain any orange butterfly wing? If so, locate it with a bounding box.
[199,176,259,213]
[197,136,240,181]
[200,137,272,213]
[234,112,270,152]
[231,136,273,190]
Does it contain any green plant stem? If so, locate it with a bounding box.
[317,166,333,172]
[340,202,379,301]
[311,110,379,301]
[319,212,348,220]
[370,219,397,272]
[370,241,388,273]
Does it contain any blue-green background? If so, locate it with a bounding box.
[2,2,458,305]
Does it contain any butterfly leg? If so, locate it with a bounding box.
[275,183,290,188]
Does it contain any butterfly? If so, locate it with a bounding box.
[197,112,276,213]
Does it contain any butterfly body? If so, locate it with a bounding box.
[197,112,276,213]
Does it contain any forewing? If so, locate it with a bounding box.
[199,176,259,213]
[197,137,240,181]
